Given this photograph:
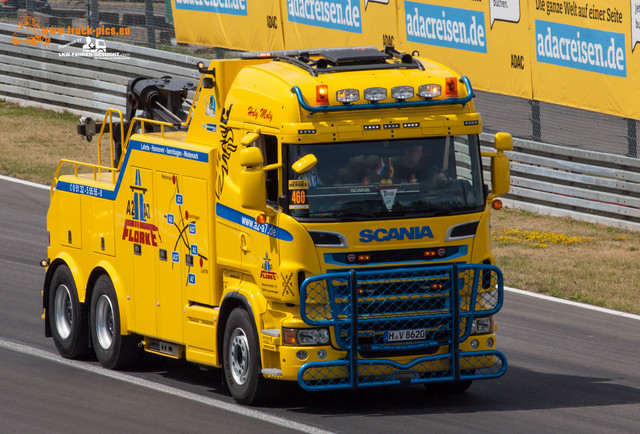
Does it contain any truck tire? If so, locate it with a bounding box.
[90,275,140,370]
[48,265,90,359]
[223,308,268,405]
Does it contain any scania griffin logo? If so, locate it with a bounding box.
[359,226,434,242]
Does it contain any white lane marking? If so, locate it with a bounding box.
[0,174,50,190]
[505,286,640,321]
[0,339,334,434]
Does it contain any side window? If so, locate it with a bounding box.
[255,135,279,204]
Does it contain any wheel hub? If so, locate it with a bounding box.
[54,284,73,339]
[229,328,250,385]
[95,294,114,350]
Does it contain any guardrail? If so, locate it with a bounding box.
[481,133,640,231]
[0,22,203,117]
[1,21,638,231]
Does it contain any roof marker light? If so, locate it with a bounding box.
[418,84,441,99]
[316,85,329,105]
[445,77,458,97]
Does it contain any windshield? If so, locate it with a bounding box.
[286,135,485,221]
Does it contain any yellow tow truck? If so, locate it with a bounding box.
[42,46,512,405]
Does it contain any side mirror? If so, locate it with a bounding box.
[241,131,260,146]
[238,147,266,210]
[239,146,263,167]
[292,154,317,174]
[494,132,513,152]
[488,132,512,200]
[490,152,510,199]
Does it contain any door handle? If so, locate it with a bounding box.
[240,233,249,253]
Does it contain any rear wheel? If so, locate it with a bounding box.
[90,275,140,369]
[223,308,268,405]
[48,265,90,359]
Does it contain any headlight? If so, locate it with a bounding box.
[471,317,492,335]
[283,328,331,346]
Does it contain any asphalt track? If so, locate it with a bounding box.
[1,176,639,433]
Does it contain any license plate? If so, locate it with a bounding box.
[385,328,427,342]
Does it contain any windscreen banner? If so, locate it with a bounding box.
[171,0,640,120]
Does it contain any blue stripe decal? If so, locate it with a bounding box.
[54,139,208,199]
[132,140,209,163]
[216,203,294,242]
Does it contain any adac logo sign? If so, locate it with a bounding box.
[359,225,434,242]
[122,169,161,247]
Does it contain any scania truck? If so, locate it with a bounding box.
[42,46,512,405]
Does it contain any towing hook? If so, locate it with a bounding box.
[40,259,49,267]
[78,116,96,142]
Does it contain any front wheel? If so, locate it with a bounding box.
[223,308,268,405]
[48,265,90,359]
[90,275,141,369]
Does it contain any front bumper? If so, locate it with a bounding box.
[297,263,507,391]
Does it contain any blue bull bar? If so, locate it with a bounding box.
[298,264,507,391]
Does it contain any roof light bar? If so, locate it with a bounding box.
[290,76,473,114]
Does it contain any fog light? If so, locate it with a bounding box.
[296,350,308,360]
[470,339,479,349]
[486,337,494,348]
[317,349,327,360]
